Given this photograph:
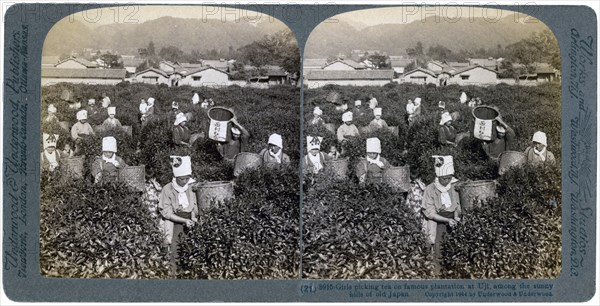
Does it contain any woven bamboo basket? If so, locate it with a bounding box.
[326,158,349,180]
[233,152,262,177]
[65,156,85,179]
[195,181,234,210]
[118,165,146,191]
[382,165,411,192]
[454,180,497,210]
[498,151,526,175]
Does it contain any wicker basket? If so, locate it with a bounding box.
[388,126,399,137]
[233,152,262,177]
[94,125,105,135]
[118,165,146,192]
[498,151,526,175]
[326,158,349,180]
[455,180,497,210]
[195,181,234,210]
[382,165,410,192]
[65,156,85,179]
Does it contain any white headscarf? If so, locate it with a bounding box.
[366,154,385,168]
[171,177,196,208]
[44,150,59,170]
[102,154,120,167]
[433,177,459,209]
[307,152,323,173]
[533,146,547,161]
[269,148,282,164]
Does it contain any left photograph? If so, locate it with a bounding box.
[39,5,301,279]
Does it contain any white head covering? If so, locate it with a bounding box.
[414,97,422,107]
[440,112,452,125]
[433,155,454,177]
[101,96,111,108]
[147,97,155,107]
[172,101,179,109]
[354,100,362,106]
[313,107,323,116]
[406,101,415,115]
[460,92,468,104]
[43,133,59,149]
[171,156,192,177]
[192,93,200,104]
[174,112,187,126]
[88,99,95,105]
[48,104,57,113]
[438,101,446,109]
[139,102,148,114]
[231,127,241,135]
[532,131,547,146]
[496,125,506,133]
[268,133,283,148]
[107,107,116,115]
[102,136,117,152]
[76,110,88,120]
[307,136,322,151]
[366,137,381,154]
[369,97,377,109]
[342,111,353,122]
[373,108,382,116]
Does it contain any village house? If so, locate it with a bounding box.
[122,57,145,75]
[389,57,416,75]
[41,68,126,86]
[134,67,170,85]
[468,58,499,70]
[322,59,364,71]
[54,57,98,69]
[401,67,439,85]
[181,67,230,87]
[302,58,328,77]
[304,69,394,88]
[449,65,498,86]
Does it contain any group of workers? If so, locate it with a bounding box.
[303,91,557,273]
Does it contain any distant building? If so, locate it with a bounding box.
[468,58,499,70]
[181,67,230,87]
[322,59,362,71]
[532,63,560,82]
[134,68,170,85]
[41,68,126,86]
[449,65,498,86]
[135,66,230,87]
[402,68,439,85]
[122,57,145,74]
[389,57,416,74]
[302,58,328,76]
[304,70,394,88]
[426,61,447,73]
[54,57,98,69]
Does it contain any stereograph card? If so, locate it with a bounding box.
[1,1,597,303]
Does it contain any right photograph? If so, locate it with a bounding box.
[302,7,561,279]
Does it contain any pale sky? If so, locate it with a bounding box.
[70,5,285,28]
[337,6,521,28]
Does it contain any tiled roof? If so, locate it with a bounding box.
[42,68,126,79]
[403,67,438,77]
[306,69,394,80]
[55,57,98,68]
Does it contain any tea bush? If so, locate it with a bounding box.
[40,181,171,278]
